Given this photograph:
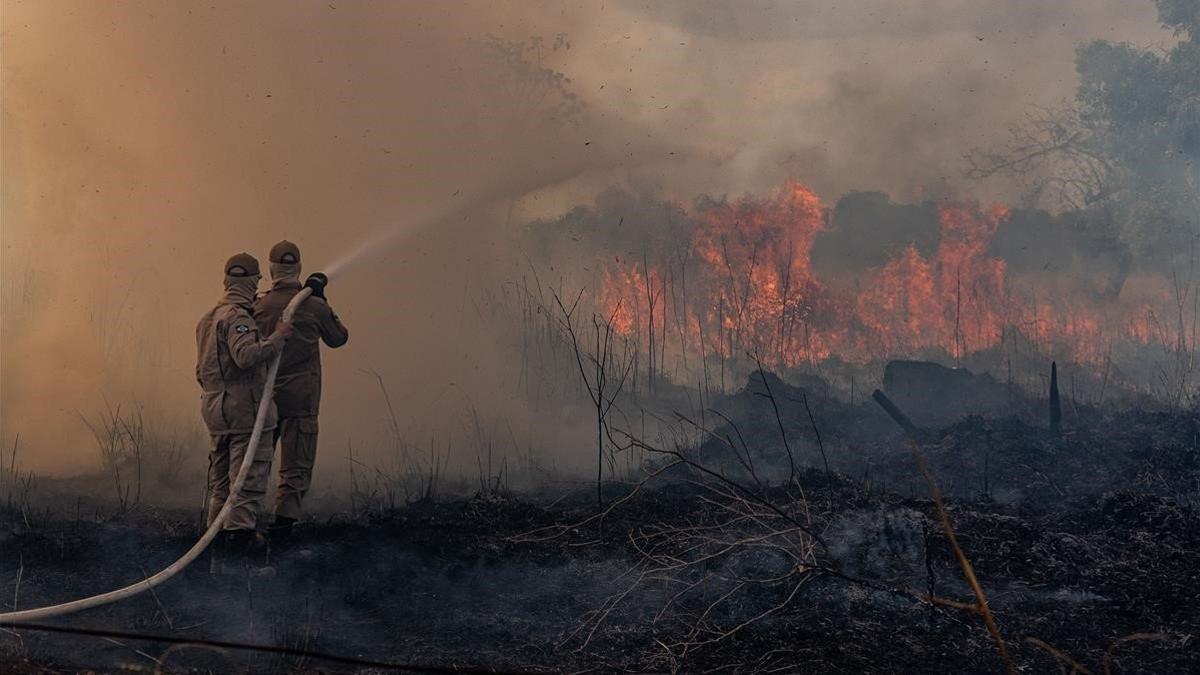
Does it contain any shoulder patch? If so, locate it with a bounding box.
[236,325,251,333]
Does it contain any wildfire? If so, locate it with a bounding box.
[856,204,1008,359]
[597,180,1178,370]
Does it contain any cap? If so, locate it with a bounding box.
[269,240,301,264]
[224,252,261,277]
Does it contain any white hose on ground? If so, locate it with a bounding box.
[0,287,314,623]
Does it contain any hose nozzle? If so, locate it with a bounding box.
[304,272,328,299]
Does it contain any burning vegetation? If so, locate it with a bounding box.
[588,180,1189,375]
[3,0,1200,673]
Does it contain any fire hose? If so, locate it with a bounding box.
[0,286,314,623]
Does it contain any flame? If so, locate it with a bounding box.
[856,204,1007,359]
[597,180,1180,369]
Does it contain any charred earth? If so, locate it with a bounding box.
[1,370,1197,673]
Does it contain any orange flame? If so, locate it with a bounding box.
[598,180,1178,369]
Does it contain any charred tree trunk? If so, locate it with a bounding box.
[872,389,925,443]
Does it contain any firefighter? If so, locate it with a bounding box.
[254,240,349,547]
[196,252,293,572]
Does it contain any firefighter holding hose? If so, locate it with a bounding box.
[254,240,349,549]
[197,253,294,573]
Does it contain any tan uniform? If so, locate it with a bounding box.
[196,289,287,530]
[253,279,348,519]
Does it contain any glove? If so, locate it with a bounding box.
[304,272,328,300]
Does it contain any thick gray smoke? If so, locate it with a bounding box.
[0,0,1183,476]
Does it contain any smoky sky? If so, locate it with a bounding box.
[626,1,1151,41]
[518,0,1169,210]
[1,0,1175,474]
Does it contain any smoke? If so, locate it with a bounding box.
[0,1,1178,475]
[536,0,1170,204]
[0,1,628,474]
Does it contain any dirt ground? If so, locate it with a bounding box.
[1,380,1197,673]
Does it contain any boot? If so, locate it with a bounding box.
[209,530,243,577]
[268,515,313,561]
[268,515,296,550]
[243,530,276,577]
[213,529,276,577]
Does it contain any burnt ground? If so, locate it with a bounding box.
[1,381,1198,673]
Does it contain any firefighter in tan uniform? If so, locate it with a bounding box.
[253,240,349,545]
[196,253,293,569]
